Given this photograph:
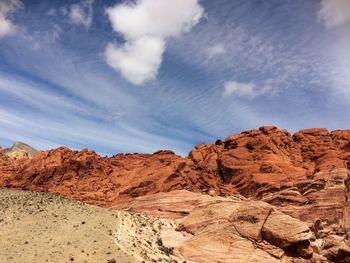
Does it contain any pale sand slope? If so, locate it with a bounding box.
[0,189,188,263]
[0,188,140,263]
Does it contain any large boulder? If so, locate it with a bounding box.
[261,211,312,248]
[176,226,281,263]
[174,193,315,262]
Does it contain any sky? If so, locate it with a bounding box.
[0,0,349,156]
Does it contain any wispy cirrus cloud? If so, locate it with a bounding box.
[223,80,275,99]
[63,0,94,28]
[203,43,226,63]
[317,0,350,98]
[223,81,256,98]
[104,0,205,85]
[1,0,350,157]
[0,73,195,154]
[168,1,336,101]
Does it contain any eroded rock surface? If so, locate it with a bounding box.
[189,127,350,239]
[114,190,326,262]
[1,127,350,262]
[0,147,235,206]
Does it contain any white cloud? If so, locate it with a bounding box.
[205,43,226,60]
[105,37,165,85]
[223,81,256,98]
[223,80,274,99]
[0,73,192,154]
[0,0,22,37]
[106,0,204,39]
[65,0,94,28]
[318,0,350,28]
[105,0,204,85]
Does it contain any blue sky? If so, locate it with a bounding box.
[0,0,349,155]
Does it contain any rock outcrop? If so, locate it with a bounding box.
[0,146,234,205]
[1,126,350,262]
[187,126,350,262]
[114,190,323,262]
[189,127,350,242]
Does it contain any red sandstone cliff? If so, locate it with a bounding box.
[189,127,350,237]
[0,146,235,205]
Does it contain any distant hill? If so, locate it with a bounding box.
[4,141,38,159]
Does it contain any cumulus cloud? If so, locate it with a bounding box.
[0,0,22,37]
[105,37,165,85]
[64,0,94,28]
[105,0,204,85]
[318,0,350,28]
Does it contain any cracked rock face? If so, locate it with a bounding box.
[177,205,313,263]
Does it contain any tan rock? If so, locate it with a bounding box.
[229,201,272,240]
[262,211,312,248]
[176,226,280,263]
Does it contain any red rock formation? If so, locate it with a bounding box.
[114,190,335,262]
[189,127,350,240]
[0,148,17,178]
[0,146,234,206]
[1,126,350,252]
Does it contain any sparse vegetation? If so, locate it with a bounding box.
[0,189,138,263]
[156,237,174,256]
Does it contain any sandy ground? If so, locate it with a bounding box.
[0,188,192,263]
[0,188,139,263]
